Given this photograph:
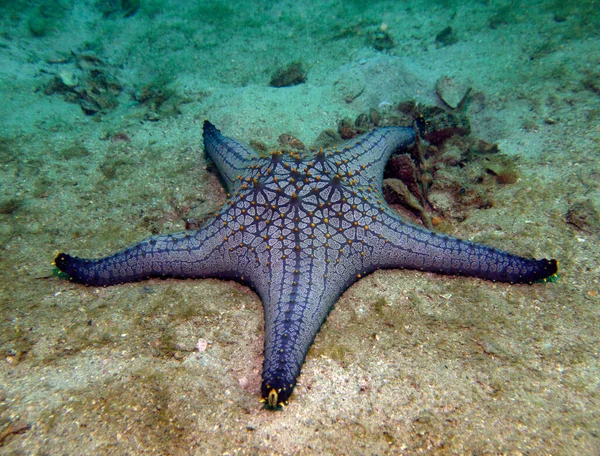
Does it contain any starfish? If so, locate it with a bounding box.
[54,120,558,408]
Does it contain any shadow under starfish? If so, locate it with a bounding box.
[54,120,558,409]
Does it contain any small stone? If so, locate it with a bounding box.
[383,178,424,214]
[431,215,443,227]
[338,117,356,139]
[419,106,471,144]
[58,70,78,88]
[196,338,208,352]
[278,134,305,150]
[354,113,370,133]
[370,29,395,51]
[369,108,381,126]
[249,140,268,153]
[313,129,341,149]
[269,62,306,87]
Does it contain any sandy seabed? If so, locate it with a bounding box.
[0,1,599,454]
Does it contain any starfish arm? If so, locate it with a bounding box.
[258,260,340,408]
[203,120,258,190]
[331,126,416,181]
[54,217,235,286]
[257,220,388,408]
[369,211,558,284]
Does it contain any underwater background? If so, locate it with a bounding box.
[0,0,599,453]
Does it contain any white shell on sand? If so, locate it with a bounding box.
[436,76,462,109]
[58,70,78,87]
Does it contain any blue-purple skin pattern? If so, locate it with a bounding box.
[55,120,558,408]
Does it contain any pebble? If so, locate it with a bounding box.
[278,133,305,150]
[196,338,208,352]
[58,70,78,88]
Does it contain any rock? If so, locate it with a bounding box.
[58,70,78,88]
[269,62,306,87]
[313,129,341,149]
[278,134,305,150]
[338,117,356,139]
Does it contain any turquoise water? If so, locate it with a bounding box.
[0,1,598,453]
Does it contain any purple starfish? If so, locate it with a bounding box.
[55,121,557,408]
